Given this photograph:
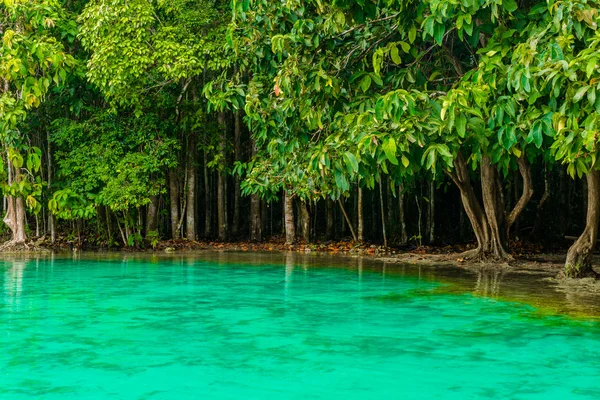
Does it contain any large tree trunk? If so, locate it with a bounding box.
[284,191,296,245]
[449,153,534,262]
[480,156,510,260]
[447,152,491,258]
[3,159,27,244]
[217,112,227,241]
[298,200,310,242]
[357,186,364,242]
[4,196,27,244]
[169,169,180,239]
[186,136,197,241]
[564,170,600,278]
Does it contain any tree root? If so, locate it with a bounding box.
[458,248,513,264]
[0,239,40,252]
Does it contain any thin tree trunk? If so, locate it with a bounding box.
[415,194,422,247]
[232,109,242,237]
[186,135,196,241]
[326,199,334,239]
[357,185,364,242]
[379,180,388,248]
[47,130,55,244]
[399,184,408,244]
[284,191,296,245]
[338,198,358,241]
[428,180,435,243]
[169,169,179,240]
[217,112,227,241]
[203,150,211,238]
[506,156,534,238]
[531,165,550,238]
[387,180,394,239]
[250,140,261,241]
[564,170,600,278]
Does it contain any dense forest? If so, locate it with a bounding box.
[1,0,600,277]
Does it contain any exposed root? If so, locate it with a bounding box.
[458,248,513,264]
[0,239,43,253]
[557,268,600,281]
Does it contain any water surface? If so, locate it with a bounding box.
[1,252,599,399]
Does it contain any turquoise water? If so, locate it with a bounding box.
[1,253,600,399]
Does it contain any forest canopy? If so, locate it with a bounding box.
[1,0,600,278]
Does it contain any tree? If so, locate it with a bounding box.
[0,0,76,245]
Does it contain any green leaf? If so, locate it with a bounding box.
[408,26,417,44]
[527,121,543,148]
[401,155,410,168]
[456,114,467,137]
[433,24,445,45]
[390,45,401,65]
[343,152,359,173]
[382,138,398,165]
[573,86,589,103]
[359,75,372,92]
[503,0,518,12]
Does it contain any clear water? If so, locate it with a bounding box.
[1,252,599,399]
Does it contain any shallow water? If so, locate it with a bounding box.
[1,252,599,399]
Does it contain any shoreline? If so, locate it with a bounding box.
[2,244,600,318]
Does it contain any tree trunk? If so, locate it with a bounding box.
[284,191,296,245]
[250,196,262,241]
[298,200,310,242]
[428,180,435,243]
[338,198,358,241]
[168,169,180,240]
[399,184,408,244]
[379,180,388,248]
[506,156,534,238]
[564,170,600,278]
[357,185,364,242]
[217,112,227,241]
[203,150,211,238]
[326,199,334,239]
[146,195,159,235]
[531,165,550,238]
[47,130,55,244]
[249,140,261,241]
[480,155,510,260]
[447,152,491,258]
[232,109,242,237]
[186,136,196,241]
[3,161,27,244]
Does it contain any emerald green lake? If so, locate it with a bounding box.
[1,252,599,399]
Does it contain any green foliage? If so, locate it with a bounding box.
[51,111,178,218]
